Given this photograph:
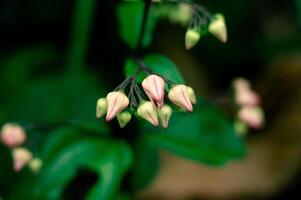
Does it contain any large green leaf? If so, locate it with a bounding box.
[35,134,133,200]
[141,98,246,166]
[124,54,184,83]
[131,136,159,191]
[116,2,157,49]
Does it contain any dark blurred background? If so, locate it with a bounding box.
[0,0,301,199]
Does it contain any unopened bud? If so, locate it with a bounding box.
[1,123,26,148]
[96,98,107,118]
[168,85,193,112]
[157,105,172,129]
[187,86,197,104]
[12,148,33,172]
[238,106,265,129]
[209,13,227,43]
[137,101,159,126]
[234,120,248,136]
[142,75,165,108]
[117,111,132,128]
[28,158,42,173]
[185,28,201,50]
[106,91,129,122]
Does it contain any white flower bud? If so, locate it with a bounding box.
[187,86,197,104]
[117,111,132,128]
[1,123,26,148]
[96,98,107,118]
[157,105,172,129]
[106,91,129,122]
[142,75,165,108]
[137,101,159,126]
[12,148,33,172]
[185,28,201,50]
[238,106,265,129]
[209,13,227,43]
[168,85,193,112]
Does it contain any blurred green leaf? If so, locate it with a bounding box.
[36,132,132,200]
[131,136,159,191]
[116,2,157,49]
[124,54,184,83]
[141,98,246,166]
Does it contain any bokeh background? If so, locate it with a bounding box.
[1,0,301,199]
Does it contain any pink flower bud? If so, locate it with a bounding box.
[12,148,33,172]
[235,89,260,107]
[142,75,165,108]
[137,101,159,126]
[106,91,129,122]
[238,106,265,129]
[1,123,26,148]
[232,78,251,91]
[168,85,193,112]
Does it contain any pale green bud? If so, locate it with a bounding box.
[28,158,42,173]
[209,13,227,43]
[96,98,107,118]
[117,111,132,128]
[185,28,201,50]
[234,120,248,137]
[137,101,159,126]
[157,105,172,129]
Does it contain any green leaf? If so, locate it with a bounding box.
[124,54,184,83]
[36,135,133,200]
[116,2,157,49]
[131,136,159,191]
[141,98,246,166]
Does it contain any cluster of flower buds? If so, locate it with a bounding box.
[97,74,196,129]
[232,78,265,135]
[0,123,42,172]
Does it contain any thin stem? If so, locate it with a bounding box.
[136,0,152,55]
[66,0,96,74]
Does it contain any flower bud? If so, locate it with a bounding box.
[209,13,227,43]
[96,98,107,118]
[187,86,197,104]
[12,148,33,172]
[235,89,260,107]
[185,28,201,50]
[232,78,251,91]
[234,120,248,136]
[106,91,129,122]
[1,123,26,148]
[169,3,192,26]
[142,75,165,108]
[137,101,159,126]
[157,105,172,129]
[117,111,132,128]
[168,85,193,112]
[238,106,265,129]
[28,158,42,173]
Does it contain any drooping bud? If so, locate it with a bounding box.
[232,78,251,91]
[209,13,227,43]
[28,158,42,173]
[168,85,193,112]
[137,101,159,126]
[185,28,201,50]
[187,86,197,104]
[12,148,33,172]
[117,111,132,128]
[1,123,26,148]
[142,75,165,108]
[157,105,172,129]
[96,98,107,118]
[238,106,265,129]
[106,91,129,122]
[235,89,260,107]
[234,120,248,136]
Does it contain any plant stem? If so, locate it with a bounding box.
[66,0,97,74]
[136,0,152,55]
